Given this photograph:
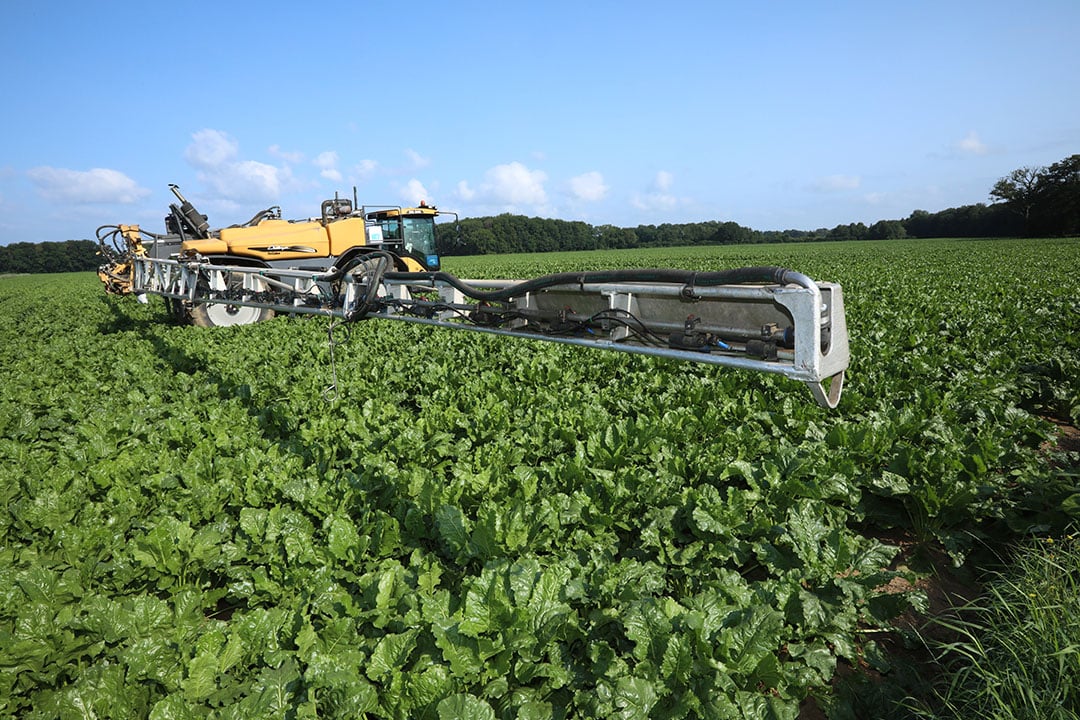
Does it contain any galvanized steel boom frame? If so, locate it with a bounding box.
[127,255,849,408]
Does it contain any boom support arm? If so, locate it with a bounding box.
[122,252,849,408]
[419,271,848,409]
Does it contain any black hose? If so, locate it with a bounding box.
[341,251,398,320]
[317,250,401,284]
[382,265,816,302]
[229,206,280,228]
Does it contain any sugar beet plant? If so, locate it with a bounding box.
[0,237,1077,719]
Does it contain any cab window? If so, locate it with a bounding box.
[380,219,402,240]
[401,217,436,255]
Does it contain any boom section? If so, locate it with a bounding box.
[129,255,848,408]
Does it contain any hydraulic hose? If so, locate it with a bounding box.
[229,206,281,228]
[316,250,400,284]
[383,266,817,302]
[336,251,398,320]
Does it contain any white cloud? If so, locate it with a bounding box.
[632,170,678,211]
[269,145,305,164]
[185,129,238,168]
[958,131,988,156]
[401,179,431,206]
[485,162,548,205]
[313,151,337,168]
[352,159,379,182]
[205,160,286,202]
[453,162,549,213]
[405,149,430,169]
[568,171,608,202]
[632,192,677,212]
[229,160,285,198]
[313,151,342,182]
[184,129,289,203]
[809,174,861,192]
[27,166,150,204]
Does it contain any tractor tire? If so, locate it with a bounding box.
[190,301,274,327]
[189,274,274,327]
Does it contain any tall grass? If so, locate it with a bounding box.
[919,534,1080,719]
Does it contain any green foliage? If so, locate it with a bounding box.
[915,534,1080,720]
[0,239,1078,718]
[437,214,767,256]
[902,203,1021,239]
[0,240,100,274]
[991,154,1080,237]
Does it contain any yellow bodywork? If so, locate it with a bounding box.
[183,217,367,261]
[325,218,367,255]
[181,237,229,255]
[98,224,146,295]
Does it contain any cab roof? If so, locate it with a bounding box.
[366,203,438,220]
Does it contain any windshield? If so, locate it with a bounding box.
[400,216,436,256]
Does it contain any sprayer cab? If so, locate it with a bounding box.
[364,202,442,271]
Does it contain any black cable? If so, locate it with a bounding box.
[380,297,522,326]
[541,308,668,346]
[589,309,670,345]
[380,294,667,346]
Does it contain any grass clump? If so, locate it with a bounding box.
[920,533,1080,719]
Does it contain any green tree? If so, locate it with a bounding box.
[710,221,753,244]
[990,166,1042,233]
[990,154,1080,237]
[1032,154,1080,236]
[867,220,907,240]
[596,225,637,249]
[0,240,100,274]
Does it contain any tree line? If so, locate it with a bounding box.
[433,204,1026,256]
[435,153,1076,255]
[0,240,100,275]
[989,153,1080,236]
[2,155,1076,273]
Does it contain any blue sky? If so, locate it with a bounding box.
[1,0,1078,244]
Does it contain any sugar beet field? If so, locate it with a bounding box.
[1,238,1078,719]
